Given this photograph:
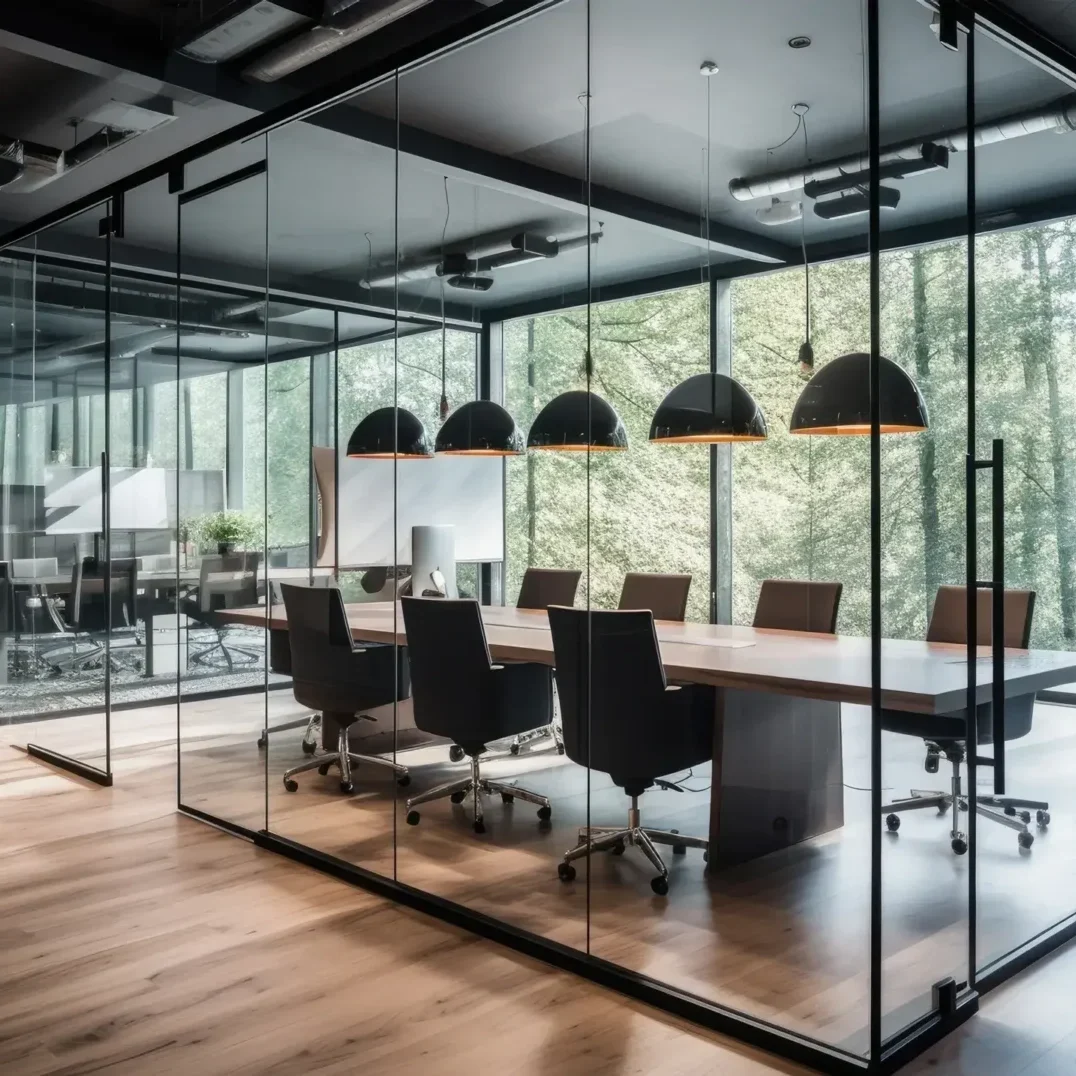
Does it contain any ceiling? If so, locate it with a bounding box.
[3,0,1076,394]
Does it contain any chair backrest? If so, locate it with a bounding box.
[280,583,404,713]
[401,597,496,744]
[12,557,58,579]
[197,552,260,612]
[0,562,12,633]
[547,606,668,773]
[516,567,582,611]
[753,579,843,634]
[618,572,691,622]
[73,557,139,631]
[927,585,1035,649]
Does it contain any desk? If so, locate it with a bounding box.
[218,600,1076,867]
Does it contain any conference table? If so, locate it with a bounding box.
[220,599,1076,868]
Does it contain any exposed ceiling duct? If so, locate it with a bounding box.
[729,96,1076,203]
[0,97,174,194]
[243,0,436,82]
[360,228,602,291]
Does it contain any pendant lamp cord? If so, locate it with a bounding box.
[800,114,811,345]
[440,175,450,422]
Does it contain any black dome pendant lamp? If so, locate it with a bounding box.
[650,60,768,446]
[650,372,767,443]
[527,386,628,452]
[346,406,434,459]
[789,352,929,435]
[436,399,525,455]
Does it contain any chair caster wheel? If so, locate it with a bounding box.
[702,850,708,863]
[449,745,465,763]
[937,802,950,815]
[537,805,552,822]
[406,810,420,826]
[611,840,626,855]
[951,836,968,855]
[650,876,669,896]
[339,781,353,794]
[556,744,565,755]
[318,763,332,776]
[257,735,267,749]
[301,740,316,755]
[509,743,521,756]
[1018,810,1031,824]
[396,774,411,788]
[1019,830,1034,849]
[558,862,576,883]
[1005,805,1016,816]
[673,843,687,855]
[284,779,298,792]
[501,792,514,804]
[1037,810,1051,827]
[473,820,486,834]
[450,791,467,804]
[886,814,900,832]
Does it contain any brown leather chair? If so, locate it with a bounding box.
[618,572,691,622]
[516,568,582,611]
[279,583,410,794]
[753,579,842,633]
[881,585,1046,854]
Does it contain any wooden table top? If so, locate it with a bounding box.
[217,600,1076,715]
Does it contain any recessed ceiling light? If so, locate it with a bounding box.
[788,36,812,49]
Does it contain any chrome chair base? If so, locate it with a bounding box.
[405,754,551,833]
[509,721,564,757]
[882,749,1048,853]
[282,722,408,794]
[558,796,707,895]
[258,712,321,753]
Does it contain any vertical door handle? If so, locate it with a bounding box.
[991,438,1005,795]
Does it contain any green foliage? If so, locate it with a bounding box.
[189,510,262,551]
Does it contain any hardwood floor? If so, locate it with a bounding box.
[3,693,1076,1074]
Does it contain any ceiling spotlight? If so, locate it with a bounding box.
[788,36,811,49]
[699,61,719,76]
[756,197,803,226]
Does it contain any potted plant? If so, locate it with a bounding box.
[194,511,260,555]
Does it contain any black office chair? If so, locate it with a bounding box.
[548,606,713,896]
[753,578,843,633]
[499,566,583,760]
[182,553,262,671]
[256,579,332,754]
[618,571,691,622]
[279,583,410,794]
[881,585,1046,853]
[42,557,141,674]
[401,596,553,834]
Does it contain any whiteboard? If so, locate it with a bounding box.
[337,455,503,567]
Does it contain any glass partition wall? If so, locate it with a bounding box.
[10,0,1076,1071]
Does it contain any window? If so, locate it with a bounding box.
[504,286,710,620]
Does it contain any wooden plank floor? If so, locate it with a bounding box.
[3,697,1076,1074]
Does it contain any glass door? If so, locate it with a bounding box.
[971,20,1076,980]
[175,143,269,832]
[15,204,115,784]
